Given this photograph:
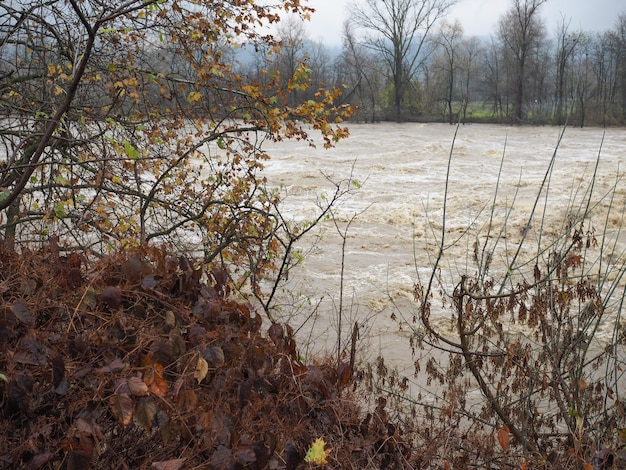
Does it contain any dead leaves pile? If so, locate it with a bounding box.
[0,241,413,469]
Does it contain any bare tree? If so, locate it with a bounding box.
[498,0,547,123]
[554,16,582,125]
[274,15,309,106]
[435,20,464,124]
[349,0,456,122]
[339,20,385,122]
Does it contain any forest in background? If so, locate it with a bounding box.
[252,0,626,126]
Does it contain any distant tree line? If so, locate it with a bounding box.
[256,0,626,126]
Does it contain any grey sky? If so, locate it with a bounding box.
[305,0,626,45]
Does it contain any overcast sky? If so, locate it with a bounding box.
[305,0,626,46]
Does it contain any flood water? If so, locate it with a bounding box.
[259,123,626,367]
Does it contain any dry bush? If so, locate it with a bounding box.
[0,240,422,469]
[369,128,626,469]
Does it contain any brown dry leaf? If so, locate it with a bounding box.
[144,363,168,397]
[497,426,510,451]
[135,397,157,432]
[268,323,283,346]
[128,376,150,396]
[11,298,33,325]
[176,389,198,413]
[51,355,65,388]
[109,393,133,426]
[96,357,127,374]
[13,331,47,365]
[201,346,224,368]
[99,285,122,310]
[194,356,208,384]
[151,459,186,470]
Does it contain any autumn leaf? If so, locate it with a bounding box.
[187,91,202,103]
[497,426,510,451]
[11,299,33,325]
[194,356,208,384]
[144,363,168,397]
[109,393,133,426]
[151,459,185,470]
[135,397,157,432]
[127,376,149,396]
[304,438,331,465]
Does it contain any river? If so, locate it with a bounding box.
[258,123,626,368]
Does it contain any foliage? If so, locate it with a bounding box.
[304,438,331,465]
[0,0,352,299]
[0,240,421,469]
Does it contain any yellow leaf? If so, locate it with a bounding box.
[187,91,202,103]
[194,356,208,384]
[304,437,331,465]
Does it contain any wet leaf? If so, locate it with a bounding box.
[142,275,159,290]
[128,376,149,396]
[194,356,208,384]
[188,324,206,345]
[176,389,198,412]
[14,331,47,365]
[51,355,65,388]
[268,323,284,346]
[135,397,157,432]
[109,393,133,426]
[234,446,257,463]
[66,450,92,470]
[96,357,127,374]
[54,379,69,395]
[11,299,33,325]
[28,452,55,468]
[99,286,122,310]
[285,443,301,470]
[210,446,235,467]
[201,346,224,368]
[151,459,185,470]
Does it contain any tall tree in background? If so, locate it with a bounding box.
[498,0,547,122]
[554,17,582,125]
[274,15,309,106]
[434,20,464,124]
[349,0,456,122]
[339,21,385,122]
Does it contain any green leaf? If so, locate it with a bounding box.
[54,203,66,219]
[0,373,8,382]
[123,140,140,160]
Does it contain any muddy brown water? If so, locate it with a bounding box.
[255,123,626,379]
